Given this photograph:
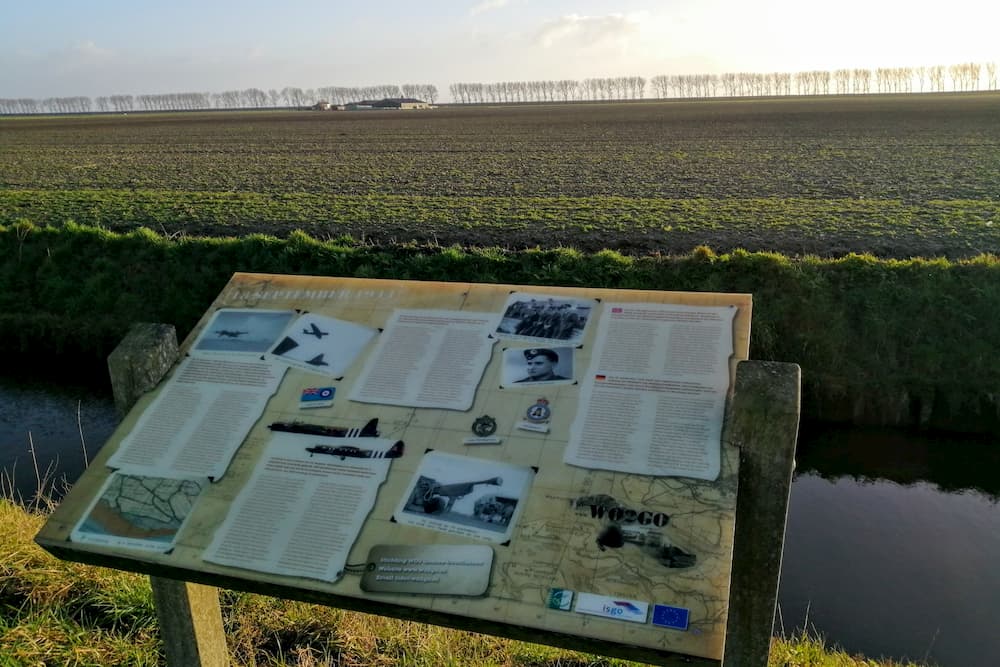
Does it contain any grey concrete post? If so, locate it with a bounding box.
[722,360,802,667]
[107,322,179,416]
[107,322,229,667]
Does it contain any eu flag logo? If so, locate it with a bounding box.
[651,604,690,631]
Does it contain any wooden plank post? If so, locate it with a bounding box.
[149,578,229,667]
[722,360,802,667]
[107,322,229,667]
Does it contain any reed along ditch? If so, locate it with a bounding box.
[2,375,997,667]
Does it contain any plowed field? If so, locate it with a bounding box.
[3,93,999,257]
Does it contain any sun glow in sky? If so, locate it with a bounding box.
[2,0,997,100]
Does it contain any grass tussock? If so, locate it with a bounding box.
[0,498,160,666]
[3,497,931,667]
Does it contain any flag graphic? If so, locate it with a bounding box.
[651,604,690,630]
[299,386,335,408]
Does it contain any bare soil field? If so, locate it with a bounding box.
[3,93,999,257]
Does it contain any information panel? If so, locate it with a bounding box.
[42,274,752,662]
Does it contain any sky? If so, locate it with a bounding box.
[2,0,998,101]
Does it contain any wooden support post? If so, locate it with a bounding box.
[722,360,801,667]
[150,578,229,667]
[107,322,229,667]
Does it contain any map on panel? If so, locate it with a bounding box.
[496,466,736,636]
[71,474,205,551]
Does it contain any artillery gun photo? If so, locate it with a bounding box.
[405,475,503,515]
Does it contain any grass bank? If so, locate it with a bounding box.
[3,189,998,259]
[2,222,998,432]
[0,497,928,666]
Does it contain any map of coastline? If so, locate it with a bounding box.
[75,474,204,546]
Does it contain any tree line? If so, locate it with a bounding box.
[0,84,439,115]
[0,62,996,115]
[453,62,996,103]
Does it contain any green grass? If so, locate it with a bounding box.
[2,190,997,258]
[0,497,930,667]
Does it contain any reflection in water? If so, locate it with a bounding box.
[795,422,1000,497]
[780,476,1000,666]
[781,423,1000,667]
[2,387,998,666]
[0,377,119,503]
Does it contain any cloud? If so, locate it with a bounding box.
[11,40,115,68]
[73,40,114,60]
[534,13,641,50]
[470,0,508,16]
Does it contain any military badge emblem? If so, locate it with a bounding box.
[472,415,498,437]
[464,415,501,445]
[517,398,552,433]
[525,398,551,422]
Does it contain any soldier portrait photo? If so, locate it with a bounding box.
[500,346,575,388]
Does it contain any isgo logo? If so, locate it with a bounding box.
[575,593,649,623]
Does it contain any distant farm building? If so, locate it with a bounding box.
[345,98,431,111]
[311,100,333,110]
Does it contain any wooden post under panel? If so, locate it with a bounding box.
[107,322,229,667]
[149,577,229,667]
[722,360,801,667]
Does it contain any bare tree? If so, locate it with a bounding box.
[280,87,307,107]
[717,73,733,97]
[969,62,982,90]
[900,67,914,92]
[949,63,965,90]
[951,62,983,91]
[927,65,944,91]
[244,88,267,107]
[834,69,851,94]
[779,72,792,95]
[555,79,577,101]
[794,71,809,95]
[217,90,239,108]
[650,75,668,98]
[815,70,831,94]
[451,82,485,104]
[874,68,888,93]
